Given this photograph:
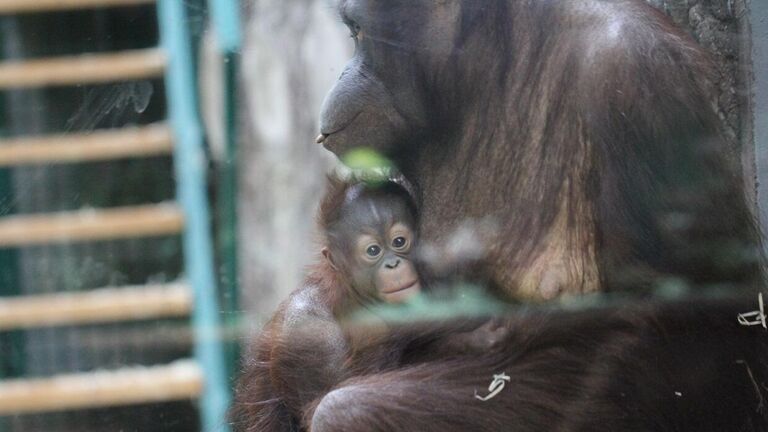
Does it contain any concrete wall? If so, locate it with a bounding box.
[749,0,768,231]
[237,0,350,325]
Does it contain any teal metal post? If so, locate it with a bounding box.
[208,0,241,54]
[207,0,242,379]
[157,1,231,431]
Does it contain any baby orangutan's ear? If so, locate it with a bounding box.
[322,247,339,271]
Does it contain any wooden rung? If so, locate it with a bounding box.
[0,283,192,330]
[0,49,165,89]
[0,360,203,415]
[0,0,154,14]
[0,203,184,247]
[0,123,173,166]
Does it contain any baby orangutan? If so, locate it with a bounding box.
[232,176,425,431]
[233,176,508,432]
[320,178,422,305]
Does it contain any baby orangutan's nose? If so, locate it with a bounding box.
[384,258,401,269]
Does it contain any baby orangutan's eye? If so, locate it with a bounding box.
[392,236,408,250]
[366,244,382,258]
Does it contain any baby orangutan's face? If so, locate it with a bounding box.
[325,193,421,304]
[352,221,421,303]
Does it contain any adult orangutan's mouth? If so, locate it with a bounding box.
[316,111,363,145]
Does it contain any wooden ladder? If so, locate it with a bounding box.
[0,0,233,430]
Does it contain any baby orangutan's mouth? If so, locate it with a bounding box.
[381,280,421,304]
[383,280,417,294]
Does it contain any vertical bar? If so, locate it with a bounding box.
[207,0,242,378]
[0,170,19,432]
[157,1,231,431]
[0,167,21,381]
[753,0,768,233]
[208,53,240,378]
[220,53,240,375]
[208,0,241,53]
[0,20,23,432]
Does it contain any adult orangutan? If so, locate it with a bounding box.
[234,0,768,430]
[316,0,761,299]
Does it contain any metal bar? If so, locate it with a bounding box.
[0,283,192,330]
[157,1,231,431]
[207,0,242,379]
[0,168,21,389]
[0,0,155,14]
[217,50,240,381]
[0,123,172,166]
[0,48,165,89]
[0,20,24,427]
[0,360,202,415]
[207,0,241,53]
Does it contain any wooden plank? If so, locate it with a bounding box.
[0,283,192,330]
[0,123,173,166]
[0,360,203,415]
[0,203,184,247]
[0,0,154,14]
[0,49,165,89]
